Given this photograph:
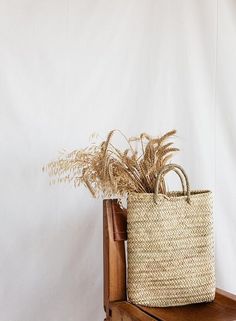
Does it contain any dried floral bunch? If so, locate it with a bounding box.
[43,130,178,198]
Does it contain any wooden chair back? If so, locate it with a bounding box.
[103,199,127,319]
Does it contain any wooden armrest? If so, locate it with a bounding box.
[216,288,236,302]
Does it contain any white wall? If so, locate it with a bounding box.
[0,0,235,320]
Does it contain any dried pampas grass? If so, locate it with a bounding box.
[43,130,178,198]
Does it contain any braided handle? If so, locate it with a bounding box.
[154,164,191,204]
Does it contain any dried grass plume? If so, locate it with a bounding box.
[43,130,178,198]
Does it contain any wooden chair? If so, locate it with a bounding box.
[103,199,236,321]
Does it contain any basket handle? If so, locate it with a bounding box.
[155,166,187,196]
[154,164,191,204]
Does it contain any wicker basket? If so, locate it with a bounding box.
[127,164,215,307]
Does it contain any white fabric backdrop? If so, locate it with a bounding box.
[0,0,235,320]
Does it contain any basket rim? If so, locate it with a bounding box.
[128,190,212,200]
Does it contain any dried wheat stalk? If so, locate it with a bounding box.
[43,130,178,198]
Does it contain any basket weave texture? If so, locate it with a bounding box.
[127,164,215,307]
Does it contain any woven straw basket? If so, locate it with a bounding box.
[127,164,215,307]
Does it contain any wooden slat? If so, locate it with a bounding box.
[103,199,127,320]
[111,302,157,321]
[111,201,127,241]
